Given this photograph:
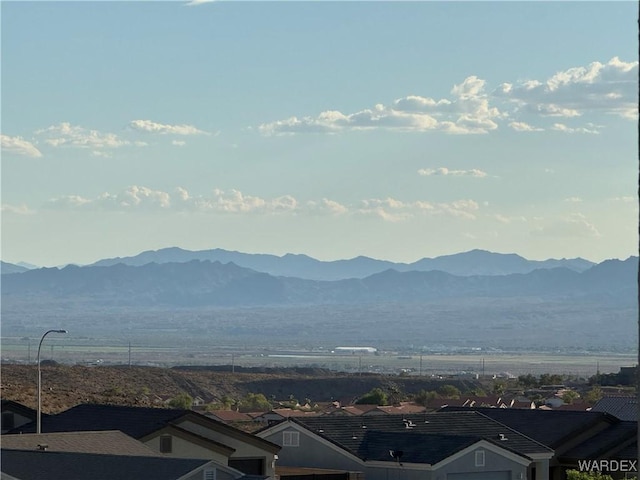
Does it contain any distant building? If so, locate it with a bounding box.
[333,347,377,354]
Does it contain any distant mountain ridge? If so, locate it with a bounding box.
[86,247,595,280]
[0,261,29,274]
[2,256,635,308]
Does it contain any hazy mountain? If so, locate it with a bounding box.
[89,247,594,280]
[2,256,635,308]
[0,261,29,274]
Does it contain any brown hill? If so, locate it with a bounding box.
[1,364,480,414]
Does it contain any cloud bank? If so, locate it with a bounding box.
[259,57,637,136]
[129,120,209,136]
[1,134,43,158]
[39,186,481,221]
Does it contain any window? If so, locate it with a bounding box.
[475,450,485,467]
[159,435,172,453]
[282,431,299,447]
[203,469,216,480]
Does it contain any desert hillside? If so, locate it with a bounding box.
[1,364,480,414]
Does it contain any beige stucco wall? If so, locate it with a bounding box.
[177,419,277,478]
[144,434,229,464]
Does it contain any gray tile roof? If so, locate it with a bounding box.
[8,404,189,438]
[1,431,162,457]
[1,449,211,480]
[290,411,552,459]
[559,421,637,460]
[359,431,481,464]
[591,396,638,421]
[439,406,614,448]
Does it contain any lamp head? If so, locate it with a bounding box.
[54,330,67,334]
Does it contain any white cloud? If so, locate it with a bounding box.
[306,198,349,215]
[564,197,583,203]
[487,213,527,224]
[1,203,34,215]
[172,140,187,147]
[35,123,132,150]
[495,57,638,121]
[259,75,503,136]
[551,123,600,134]
[184,0,215,6]
[38,185,481,223]
[91,150,111,158]
[129,119,209,136]
[608,196,636,203]
[418,167,488,178]
[356,197,479,221]
[508,121,544,132]
[1,134,43,158]
[530,213,601,238]
[259,57,636,137]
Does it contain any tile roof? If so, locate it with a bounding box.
[439,406,614,448]
[8,404,189,438]
[359,431,481,464]
[208,411,254,422]
[1,449,211,480]
[289,411,551,459]
[0,431,162,457]
[559,421,637,460]
[8,403,281,454]
[375,404,427,415]
[591,396,638,421]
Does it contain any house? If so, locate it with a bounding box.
[256,411,554,480]
[8,403,280,478]
[1,400,39,434]
[440,406,637,480]
[1,430,261,480]
[1,449,223,480]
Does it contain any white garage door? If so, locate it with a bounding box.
[447,472,511,480]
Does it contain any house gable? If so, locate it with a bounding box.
[1,400,39,434]
[140,424,236,463]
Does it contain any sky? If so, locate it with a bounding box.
[1,1,638,267]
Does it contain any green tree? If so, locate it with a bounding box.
[561,390,580,405]
[238,393,272,412]
[539,373,563,386]
[518,374,538,388]
[492,381,507,395]
[414,390,439,406]
[438,384,461,399]
[584,386,603,404]
[566,470,613,480]
[356,387,388,405]
[467,387,487,397]
[169,392,193,409]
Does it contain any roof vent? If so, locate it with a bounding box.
[498,433,508,441]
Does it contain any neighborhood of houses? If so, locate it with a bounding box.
[1,386,636,480]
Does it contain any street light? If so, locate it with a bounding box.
[37,329,67,434]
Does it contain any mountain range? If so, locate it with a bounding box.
[1,247,596,280]
[1,250,635,308]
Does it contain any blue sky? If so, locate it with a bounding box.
[1,1,638,267]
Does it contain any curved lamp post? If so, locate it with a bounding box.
[37,329,67,434]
